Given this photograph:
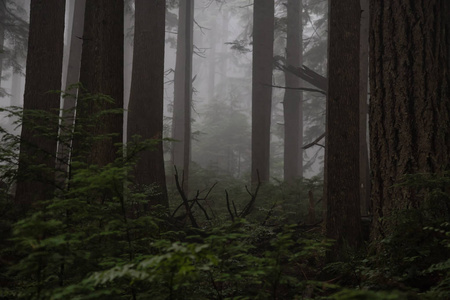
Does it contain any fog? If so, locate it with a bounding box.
[0,0,328,182]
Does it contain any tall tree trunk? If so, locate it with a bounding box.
[172,0,193,192]
[56,0,85,183]
[283,0,303,181]
[207,17,216,102]
[369,0,450,239]
[15,0,65,205]
[359,0,370,216]
[123,2,133,142]
[251,0,274,184]
[0,2,4,88]
[325,0,361,257]
[220,10,230,94]
[72,0,124,167]
[127,0,168,208]
[10,72,23,107]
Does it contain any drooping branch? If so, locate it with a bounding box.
[274,56,328,92]
[302,132,325,149]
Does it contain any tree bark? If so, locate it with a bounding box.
[325,0,362,256]
[283,0,303,181]
[171,0,193,192]
[72,0,123,167]
[251,0,274,184]
[369,0,450,239]
[359,0,370,216]
[127,0,168,208]
[15,0,65,205]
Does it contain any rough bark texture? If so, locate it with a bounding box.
[15,0,65,205]
[369,0,450,239]
[283,0,303,181]
[127,0,168,207]
[171,0,193,192]
[73,0,123,166]
[56,0,85,182]
[359,0,370,215]
[325,0,362,254]
[251,0,274,184]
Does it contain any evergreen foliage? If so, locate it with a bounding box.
[1,102,450,299]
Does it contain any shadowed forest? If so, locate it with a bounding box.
[0,0,449,299]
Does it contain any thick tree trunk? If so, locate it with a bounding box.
[283,0,303,181]
[127,0,168,208]
[369,0,450,239]
[15,0,65,205]
[56,0,85,182]
[171,0,193,192]
[325,0,362,256]
[359,0,370,216]
[72,0,123,166]
[251,0,274,184]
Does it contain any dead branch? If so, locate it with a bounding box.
[240,171,261,218]
[225,190,235,222]
[174,166,199,228]
[274,57,328,92]
[302,132,325,149]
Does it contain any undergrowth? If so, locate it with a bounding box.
[0,98,449,299]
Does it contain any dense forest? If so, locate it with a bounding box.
[0,0,449,299]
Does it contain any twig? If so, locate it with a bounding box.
[240,171,261,218]
[225,190,235,222]
[174,166,199,228]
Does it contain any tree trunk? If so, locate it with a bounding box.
[283,0,303,181]
[369,0,450,239]
[325,0,361,256]
[359,0,370,216]
[10,72,23,107]
[56,0,86,183]
[171,0,193,192]
[127,0,168,208]
[207,17,216,102]
[0,2,4,88]
[15,0,65,205]
[251,0,274,184]
[72,0,123,167]
[123,3,133,142]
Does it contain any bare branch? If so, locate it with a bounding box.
[302,132,326,149]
